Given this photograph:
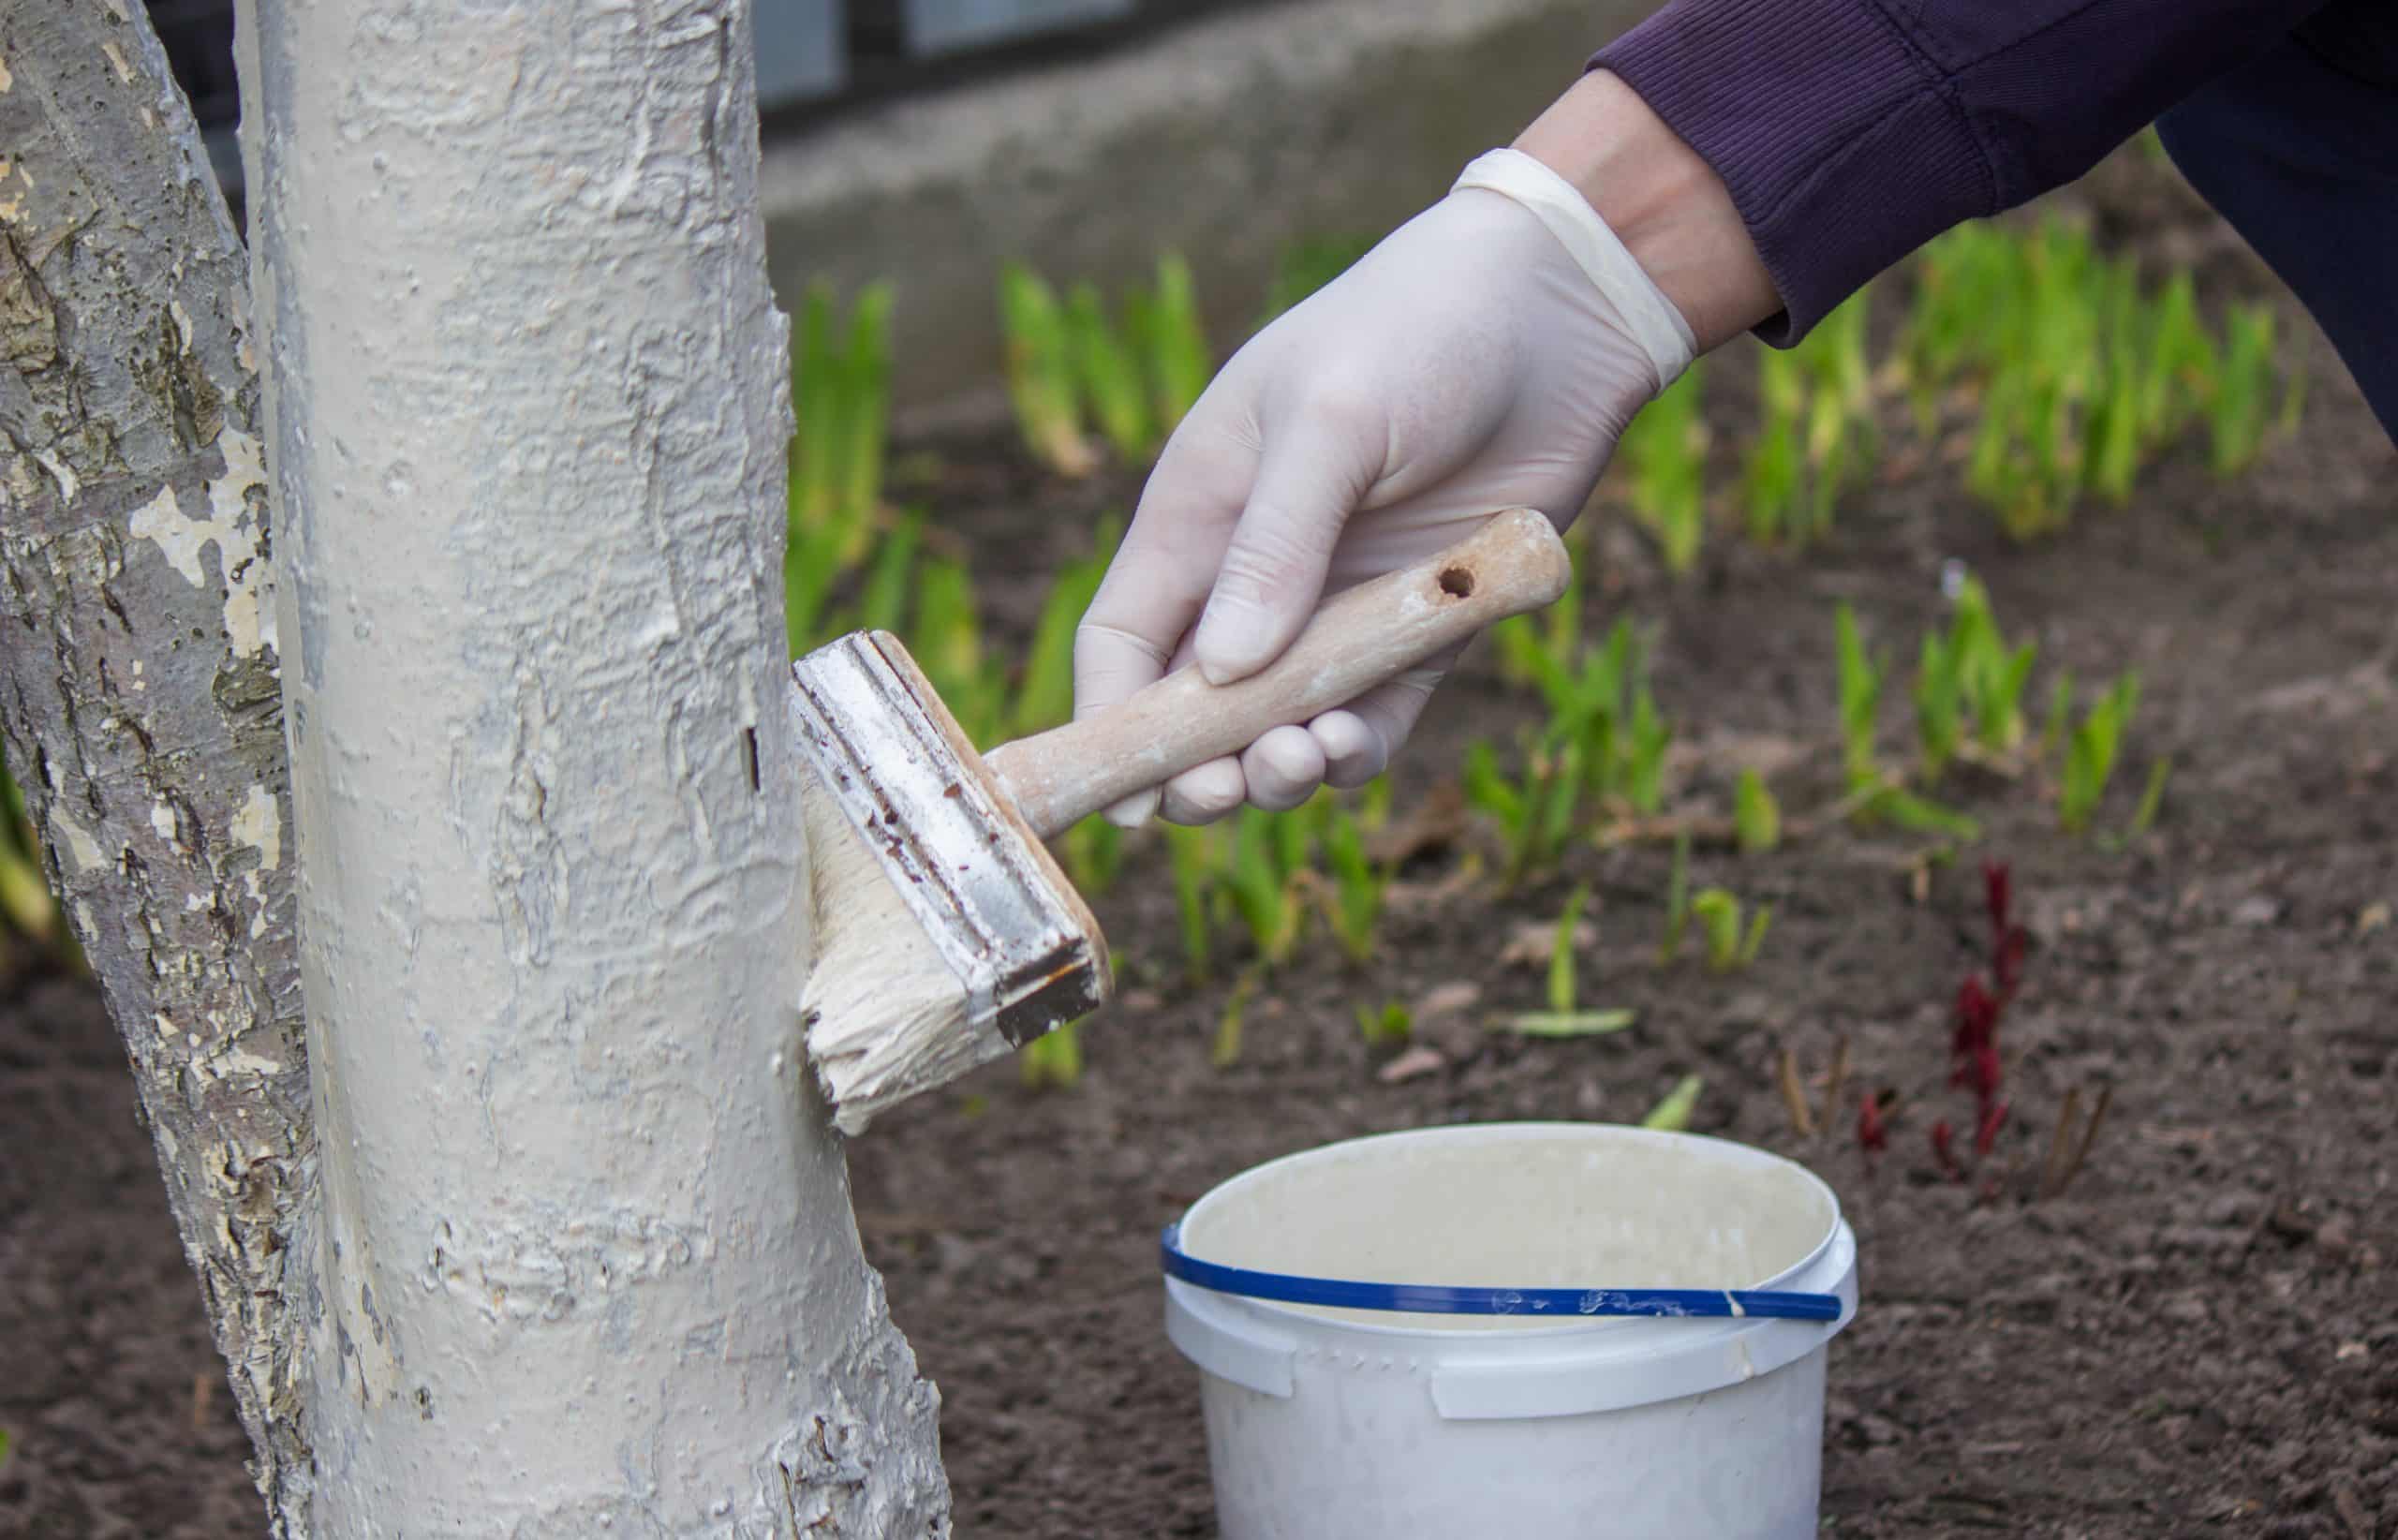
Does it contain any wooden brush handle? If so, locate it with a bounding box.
[986,507,1572,838]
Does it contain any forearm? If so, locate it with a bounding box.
[1513,69,1779,356]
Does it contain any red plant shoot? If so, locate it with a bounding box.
[1976,1099,2010,1158]
[1951,976,1998,1071]
[1931,1119,1961,1180]
[1858,1090,1889,1157]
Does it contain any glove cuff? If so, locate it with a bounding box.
[1452,147,1697,390]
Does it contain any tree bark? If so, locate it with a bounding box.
[234,0,952,1532]
[0,5,313,1531]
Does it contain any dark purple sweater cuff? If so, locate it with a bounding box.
[1593,0,1993,346]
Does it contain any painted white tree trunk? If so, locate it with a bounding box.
[234,2,951,1533]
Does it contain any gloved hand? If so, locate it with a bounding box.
[1072,147,1697,826]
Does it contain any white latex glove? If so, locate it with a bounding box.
[1073,148,1697,826]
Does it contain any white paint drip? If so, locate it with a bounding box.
[127,428,278,657]
[152,802,178,839]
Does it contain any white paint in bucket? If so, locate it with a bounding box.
[1162,1122,1859,1540]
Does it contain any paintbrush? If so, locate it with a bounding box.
[791,507,1571,1133]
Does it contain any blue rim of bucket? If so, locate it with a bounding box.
[1160,1222,1843,1321]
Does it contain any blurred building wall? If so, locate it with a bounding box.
[762,0,1667,416]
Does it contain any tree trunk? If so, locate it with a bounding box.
[234,0,951,1532]
[0,5,313,1531]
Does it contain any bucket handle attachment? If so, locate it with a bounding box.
[1161,1222,1843,1321]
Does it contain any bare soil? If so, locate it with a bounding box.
[5,159,2394,1538]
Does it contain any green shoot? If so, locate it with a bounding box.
[1135,253,1213,437]
[1863,785,1982,842]
[2061,671,2141,835]
[1548,885,1590,1014]
[1734,768,1781,854]
[1021,1018,1084,1088]
[1165,824,1219,984]
[1224,808,1306,966]
[1062,814,1122,897]
[1835,603,1884,793]
[1319,802,1386,964]
[1742,349,1806,545]
[1915,627,1965,781]
[1007,517,1118,739]
[2127,754,2171,838]
[1619,363,1709,573]
[1916,576,2035,777]
[1640,1074,1704,1132]
[1690,888,1771,971]
[1499,1008,1636,1039]
[999,262,1098,478]
[1356,1000,1413,1046]
[846,510,923,635]
[2206,303,2280,478]
[1657,829,1692,964]
[1066,281,1157,465]
[1212,970,1259,1068]
[2039,670,2076,763]
[1462,736,1581,886]
[790,280,894,569]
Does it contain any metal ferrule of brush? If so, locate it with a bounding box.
[789,632,1108,1050]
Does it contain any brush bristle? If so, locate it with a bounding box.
[798,771,1013,1135]
[789,631,1110,1134]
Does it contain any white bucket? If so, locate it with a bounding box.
[1162,1122,1859,1540]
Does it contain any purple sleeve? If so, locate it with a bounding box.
[1591,0,2332,343]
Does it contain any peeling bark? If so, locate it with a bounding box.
[0,2,312,1533]
[235,0,951,1532]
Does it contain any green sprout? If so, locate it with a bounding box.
[999,261,1099,478]
[1548,884,1589,1014]
[1640,1074,1704,1132]
[1129,253,1213,438]
[1740,353,1806,546]
[1212,969,1259,1068]
[1515,616,1673,818]
[1835,602,1884,793]
[1463,736,1581,886]
[1223,807,1307,967]
[790,280,893,569]
[2206,303,2284,478]
[2060,671,2141,835]
[1021,1018,1085,1088]
[2126,754,2172,839]
[1916,576,2035,777]
[1355,1000,1413,1046]
[1657,829,1693,965]
[1318,800,1387,964]
[1734,768,1781,854]
[1066,280,1157,465]
[1500,882,1636,1036]
[1690,888,1771,972]
[2039,669,2076,763]
[1619,363,1710,573]
[1164,824,1218,985]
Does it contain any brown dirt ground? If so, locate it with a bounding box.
[4,156,2394,1538]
